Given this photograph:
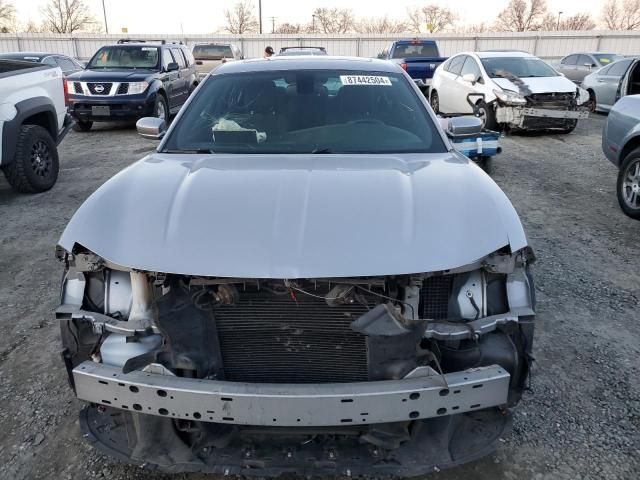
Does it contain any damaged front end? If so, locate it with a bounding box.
[57,244,535,477]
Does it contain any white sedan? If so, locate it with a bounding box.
[430,51,589,133]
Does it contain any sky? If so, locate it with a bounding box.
[14,0,607,34]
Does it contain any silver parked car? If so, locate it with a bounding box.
[581,57,640,112]
[56,57,536,476]
[602,94,640,219]
[557,52,624,83]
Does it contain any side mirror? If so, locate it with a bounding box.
[584,63,594,68]
[166,62,179,72]
[195,60,203,65]
[446,116,483,136]
[136,117,166,140]
[461,72,477,84]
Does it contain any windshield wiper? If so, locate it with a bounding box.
[311,147,333,154]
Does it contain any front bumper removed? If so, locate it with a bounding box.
[74,362,509,426]
[496,105,589,128]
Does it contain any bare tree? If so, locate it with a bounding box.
[356,16,407,34]
[495,0,548,31]
[602,0,640,30]
[42,0,97,33]
[407,5,456,33]
[24,19,45,33]
[275,22,304,34]
[456,22,492,33]
[0,0,15,33]
[312,7,355,34]
[540,12,596,30]
[224,0,259,34]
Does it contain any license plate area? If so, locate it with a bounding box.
[91,106,110,116]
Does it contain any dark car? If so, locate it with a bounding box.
[67,39,198,131]
[377,39,447,92]
[0,51,83,76]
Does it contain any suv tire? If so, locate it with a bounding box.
[2,125,59,193]
[616,147,640,220]
[73,120,93,132]
[430,90,440,114]
[154,94,169,124]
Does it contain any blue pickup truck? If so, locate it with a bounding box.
[377,39,447,92]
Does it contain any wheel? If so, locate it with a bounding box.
[430,90,440,114]
[154,94,169,124]
[2,124,59,193]
[476,101,499,131]
[616,148,640,219]
[73,120,92,132]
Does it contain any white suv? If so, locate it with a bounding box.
[430,51,589,133]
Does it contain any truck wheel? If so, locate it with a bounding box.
[73,120,93,132]
[477,101,499,131]
[2,125,59,193]
[154,94,169,124]
[616,148,640,220]
[430,90,440,113]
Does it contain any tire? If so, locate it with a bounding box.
[586,90,597,113]
[154,94,169,124]
[73,120,93,132]
[616,147,640,220]
[477,101,499,131]
[430,90,440,114]
[2,125,59,193]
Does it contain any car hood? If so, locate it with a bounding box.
[493,76,577,94]
[59,153,528,278]
[68,69,156,82]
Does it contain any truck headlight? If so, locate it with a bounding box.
[124,81,149,95]
[493,89,527,106]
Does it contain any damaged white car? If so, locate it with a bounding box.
[56,56,536,476]
[431,50,589,133]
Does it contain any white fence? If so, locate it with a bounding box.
[1,31,640,61]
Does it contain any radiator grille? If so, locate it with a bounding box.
[117,83,129,94]
[526,92,575,110]
[73,82,82,94]
[214,287,371,384]
[87,82,112,95]
[419,276,453,320]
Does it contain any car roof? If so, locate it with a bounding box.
[475,51,535,58]
[0,52,53,60]
[215,56,401,74]
[193,42,234,46]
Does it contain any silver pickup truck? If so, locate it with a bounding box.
[0,59,72,193]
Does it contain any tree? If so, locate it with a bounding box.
[495,0,548,31]
[356,16,407,34]
[540,12,596,30]
[275,22,304,34]
[223,0,259,34]
[602,0,640,30]
[0,0,15,33]
[42,0,96,33]
[312,7,355,34]
[407,5,456,33]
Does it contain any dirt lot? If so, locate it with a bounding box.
[0,115,638,480]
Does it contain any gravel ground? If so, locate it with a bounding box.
[0,115,638,480]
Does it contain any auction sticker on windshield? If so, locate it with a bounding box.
[340,75,392,86]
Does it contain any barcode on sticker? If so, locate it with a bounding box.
[340,75,392,86]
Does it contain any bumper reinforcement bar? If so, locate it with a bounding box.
[73,362,509,427]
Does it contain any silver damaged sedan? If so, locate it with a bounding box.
[56,56,536,477]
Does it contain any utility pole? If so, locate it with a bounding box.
[556,11,563,30]
[101,0,109,34]
[270,16,276,33]
[258,0,263,34]
[312,14,316,33]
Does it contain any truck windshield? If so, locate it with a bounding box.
[193,45,234,60]
[392,43,439,58]
[87,46,159,69]
[481,56,559,78]
[164,69,446,155]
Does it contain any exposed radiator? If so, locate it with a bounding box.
[214,287,371,384]
[419,276,453,320]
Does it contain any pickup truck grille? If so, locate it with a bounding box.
[214,287,371,384]
[116,83,129,94]
[73,82,82,94]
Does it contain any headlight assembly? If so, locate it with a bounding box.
[122,81,149,95]
[493,89,527,106]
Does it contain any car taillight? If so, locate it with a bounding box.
[62,78,69,107]
[401,63,407,71]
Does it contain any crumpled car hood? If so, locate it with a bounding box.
[493,76,577,94]
[59,153,528,278]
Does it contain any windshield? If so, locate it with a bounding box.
[596,54,624,65]
[481,56,559,78]
[193,45,233,60]
[392,43,439,59]
[164,69,445,155]
[88,46,159,69]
